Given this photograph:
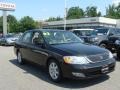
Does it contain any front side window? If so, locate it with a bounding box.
[42,31,83,45]
[96,29,109,35]
[32,32,44,44]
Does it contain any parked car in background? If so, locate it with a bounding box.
[17,32,23,37]
[14,29,115,82]
[0,34,19,46]
[72,28,120,59]
[96,28,120,59]
[71,29,98,44]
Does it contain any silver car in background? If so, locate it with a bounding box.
[0,34,20,46]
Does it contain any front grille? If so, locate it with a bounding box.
[87,52,109,63]
[85,64,115,77]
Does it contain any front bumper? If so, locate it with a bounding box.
[61,58,116,79]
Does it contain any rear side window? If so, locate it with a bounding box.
[22,32,32,43]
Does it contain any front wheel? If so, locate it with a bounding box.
[48,60,62,82]
[17,52,24,64]
[99,43,107,48]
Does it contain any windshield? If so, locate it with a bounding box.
[42,30,83,45]
[5,35,14,38]
[73,30,97,36]
[95,29,109,35]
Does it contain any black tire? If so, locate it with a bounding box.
[99,43,107,48]
[48,59,62,82]
[17,51,24,64]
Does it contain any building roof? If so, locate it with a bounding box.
[44,17,117,26]
[71,28,95,31]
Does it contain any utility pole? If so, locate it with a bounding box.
[64,0,67,30]
[3,10,7,35]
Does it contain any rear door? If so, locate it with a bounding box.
[20,31,33,61]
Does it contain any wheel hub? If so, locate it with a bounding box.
[49,62,59,80]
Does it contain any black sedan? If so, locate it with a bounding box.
[14,29,116,82]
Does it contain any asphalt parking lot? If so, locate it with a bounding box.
[0,46,120,90]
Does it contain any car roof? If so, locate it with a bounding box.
[71,28,95,31]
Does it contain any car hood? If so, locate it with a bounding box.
[111,34,120,38]
[51,43,107,56]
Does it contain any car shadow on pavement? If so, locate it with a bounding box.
[10,59,110,89]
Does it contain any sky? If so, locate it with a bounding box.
[0,0,120,20]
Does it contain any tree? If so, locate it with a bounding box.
[85,6,101,17]
[46,16,63,22]
[56,16,63,21]
[7,15,19,33]
[35,21,43,29]
[19,16,36,32]
[97,12,102,17]
[0,16,3,33]
[67,7,84,19]
[116,3,120,18]
[106,4,117,18]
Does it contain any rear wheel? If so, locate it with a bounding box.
[48,59,62,82]
[17,52,24,64]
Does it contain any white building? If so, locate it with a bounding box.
[43,17,120,30]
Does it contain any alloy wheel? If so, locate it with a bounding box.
[17,52,22,64]
[100,44,107,48]
[49,62,60,80]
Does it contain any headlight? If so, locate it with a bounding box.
[108,51,113,58]
[63,56,92,64]
[92,37,98,41]
[115,40,120,45]
[94,37,98,40]
[6,39,12,42]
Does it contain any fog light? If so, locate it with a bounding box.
[72,72,85,77]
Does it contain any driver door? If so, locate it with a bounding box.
[30,31,48,65]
